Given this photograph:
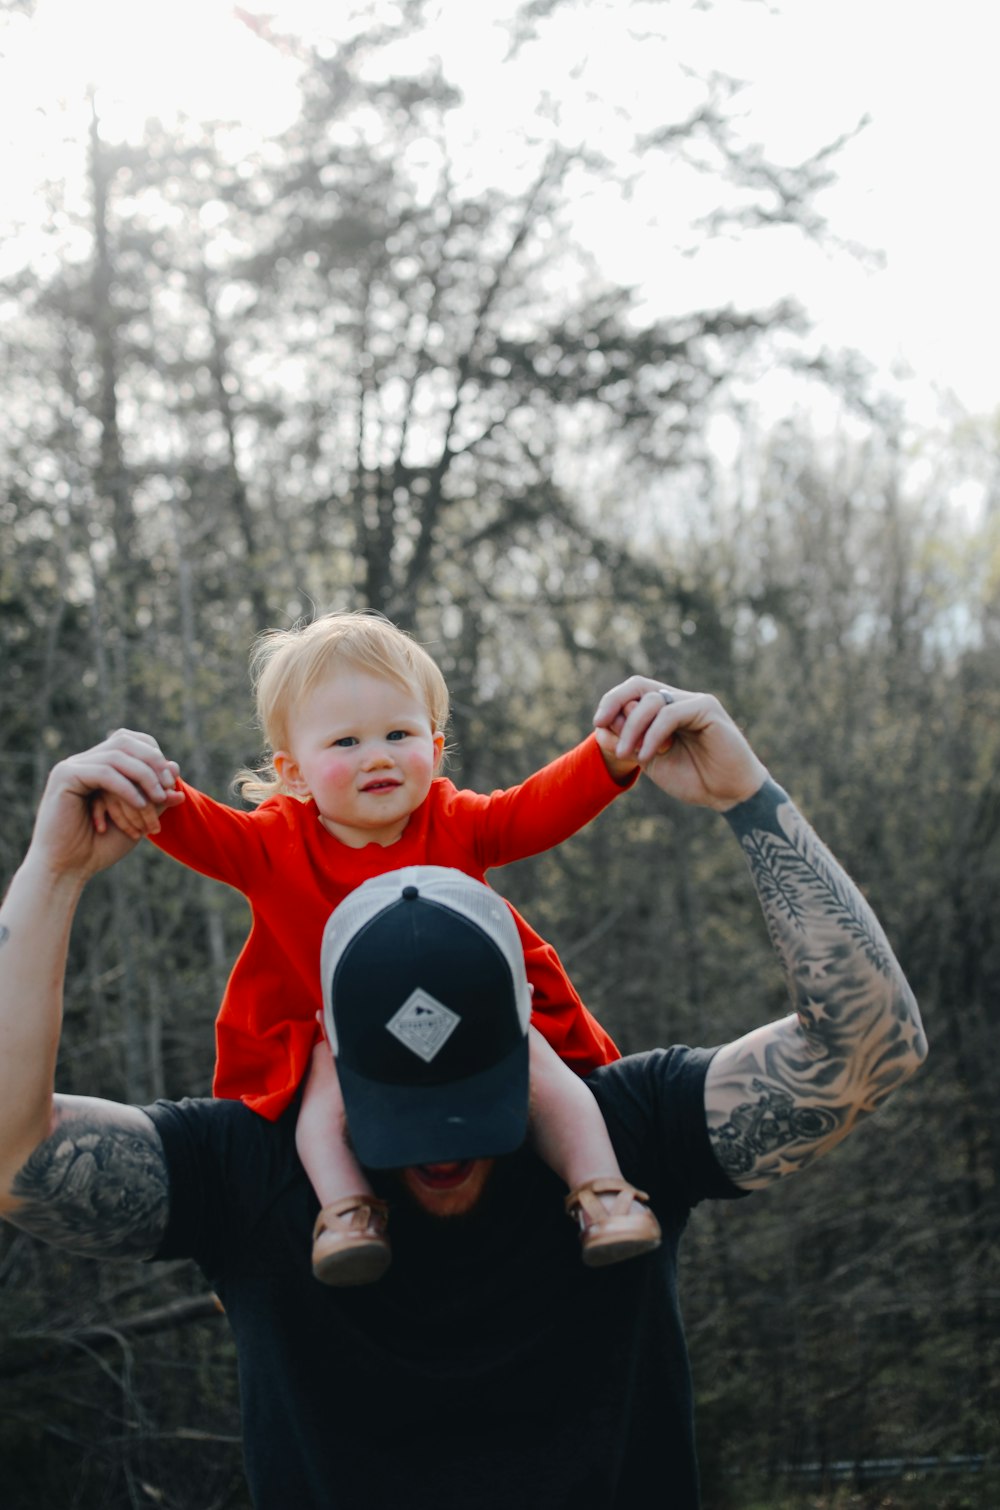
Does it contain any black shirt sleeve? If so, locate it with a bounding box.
[145,1095,297,1278]
[588,1046,749,1212]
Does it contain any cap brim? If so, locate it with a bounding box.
[337,1035,529,1170]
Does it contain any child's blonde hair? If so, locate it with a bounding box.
[236,611,450,804]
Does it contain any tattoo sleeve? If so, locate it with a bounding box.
[7,1104,170,1259]
[706,779,927,1187]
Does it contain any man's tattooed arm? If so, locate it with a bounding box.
[4,1096,170,1259]
[705,780,927,1189]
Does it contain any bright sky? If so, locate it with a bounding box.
[2,0,997,421]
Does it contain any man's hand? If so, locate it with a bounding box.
[29,730,183,883]
[593,676,769,811]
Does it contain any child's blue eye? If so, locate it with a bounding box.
[387,730,409,741]
[333,736,358,748]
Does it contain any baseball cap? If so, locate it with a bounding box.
[320,866,532,1169]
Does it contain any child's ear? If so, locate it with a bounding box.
[432,731,446,771]
[273,750,311,797]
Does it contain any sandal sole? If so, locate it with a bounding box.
[312,1240,392,1287]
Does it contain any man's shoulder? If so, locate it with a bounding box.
[587,1046,745,1208]
[146,1092,255,1133]
[147,1093,296,1165]
[588,1043,717,1097]
[145,1096,305,1267]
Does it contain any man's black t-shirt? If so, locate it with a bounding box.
[148,1046,745,1509]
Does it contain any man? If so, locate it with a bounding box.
[0,676,926,1509]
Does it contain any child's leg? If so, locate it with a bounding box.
[296,1038,373,1205]
[296,1040,390,1286]
[528,1025,623,1189]
[528,1025,661,1267]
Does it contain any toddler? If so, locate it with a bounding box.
[98,613,661,1283]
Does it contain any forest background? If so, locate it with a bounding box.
[1,0,997,1506]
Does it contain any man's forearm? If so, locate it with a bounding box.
[707,780,927,1186]
[0,857,84,1206]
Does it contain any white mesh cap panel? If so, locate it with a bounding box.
[320,866,532,1055]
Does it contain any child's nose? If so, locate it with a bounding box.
[363,744,394,768]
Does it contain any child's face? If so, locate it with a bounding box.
[273,667,445,848]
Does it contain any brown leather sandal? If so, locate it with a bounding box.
[564,1177,662,1268]
[312,1195,391,1286]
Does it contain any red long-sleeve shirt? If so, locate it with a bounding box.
[151,733,630,1118]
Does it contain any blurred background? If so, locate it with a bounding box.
[1,1,997,1505]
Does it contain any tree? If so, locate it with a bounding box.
[8,3,988,1503]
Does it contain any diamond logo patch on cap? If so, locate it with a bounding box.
[385,989,460,1062]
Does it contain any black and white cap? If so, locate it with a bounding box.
[320,866,532,1169]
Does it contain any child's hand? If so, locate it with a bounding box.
[594,683,675,767]
[91,754,182,841]
[594,699,644,781]
[92,790,163,841]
